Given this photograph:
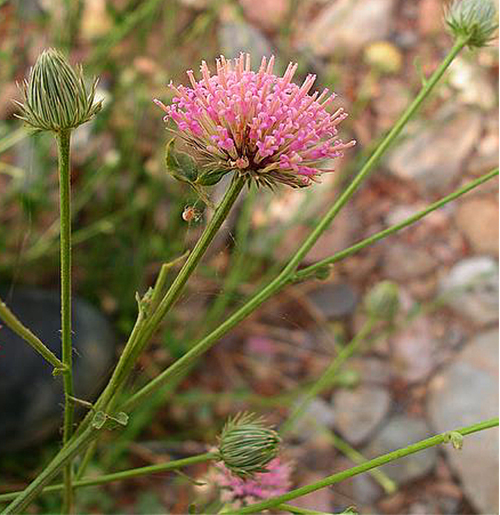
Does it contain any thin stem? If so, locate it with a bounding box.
[294,167,499,281]
[57,129,75,514]
[0,297,66,372]
[231,418,499,514]
[0,452,217,503]
[280,319,374,436]
[122,37,469,412]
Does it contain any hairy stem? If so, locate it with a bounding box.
[232,418,499,514]
[57,129,75,514]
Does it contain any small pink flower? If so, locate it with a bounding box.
[212,457,293,507]
[155,54,355,189]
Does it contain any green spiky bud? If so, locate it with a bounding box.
[445,0,498,48]
[16,48,102,132]
[218,412,281,478]
[365,281,400,320]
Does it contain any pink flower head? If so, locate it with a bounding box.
[155,54,355,188]
[212,457,293,507]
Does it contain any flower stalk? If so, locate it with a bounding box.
[56,129,76,514]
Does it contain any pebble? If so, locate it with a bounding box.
[389,317,439,383]
[218,18,274,60]
[448,57,497,111]
[382,242,437,280]
[304,0,396,56]
[427,330,499,515]
[306,282,359,319]
[439,256,499,326]
[331,385,391,445]
[0,286,115,452]
[288,397,336,441]
[455,197,499,256]
[387,107,483,194]
[238,0,288,32]
[362,415,438,484]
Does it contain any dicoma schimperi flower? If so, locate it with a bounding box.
[155,54,355,190]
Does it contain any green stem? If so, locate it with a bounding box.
[95,175,245,413]
[0,427,98,515]
[57,129,75,514]
[0,297,66,373]
[280,319,374,436]
[122,37,468,412]
[0,452,216,503]
[232,418,499,514]
[294,167,499,281]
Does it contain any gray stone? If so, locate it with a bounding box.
[455,197,499,256]
[362,415,438,484]
[218,19,274,60]
[332,386,391,445]
[289,398,336,441]
[304,0,396,56]
[307,282,359,319]
[0,286,115,452]
[382,242,437,280]
[390,317,439,383]
[439,257,499,326]
[427,330,499,515]
[387,107,483,194]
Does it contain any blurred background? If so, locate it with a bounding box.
[0,0,498,513]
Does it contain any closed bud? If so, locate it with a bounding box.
[445,0,498,48]
[218,412,281,478]
[16,48,102,132]
[365,281,400,320]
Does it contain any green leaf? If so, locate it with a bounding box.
[92,411,107,430]
[165,138,199,184]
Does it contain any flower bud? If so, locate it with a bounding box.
[445,0,498,49]
[218,412,281,478]
[16,48,102,132]
[365,281,400,320]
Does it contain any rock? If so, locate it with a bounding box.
[288,398,336,441]
[218,19,274,60]
[304,0,396,56]
[427,330,499,515]
[387,107,483,194]
[0,287,115,452]
[350,357,392,385]
[440,257,499,326]
[455,197,499,256]
[238,0,288,32]
[382,242,437,280]
[390,316,439,383]
[467,116,499,176]
[306,282,359,319]
[364,41,403,75]
[373,79,412,130]
[362,415,438,484]
[332,385,391,445]
[448,57,497,111]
